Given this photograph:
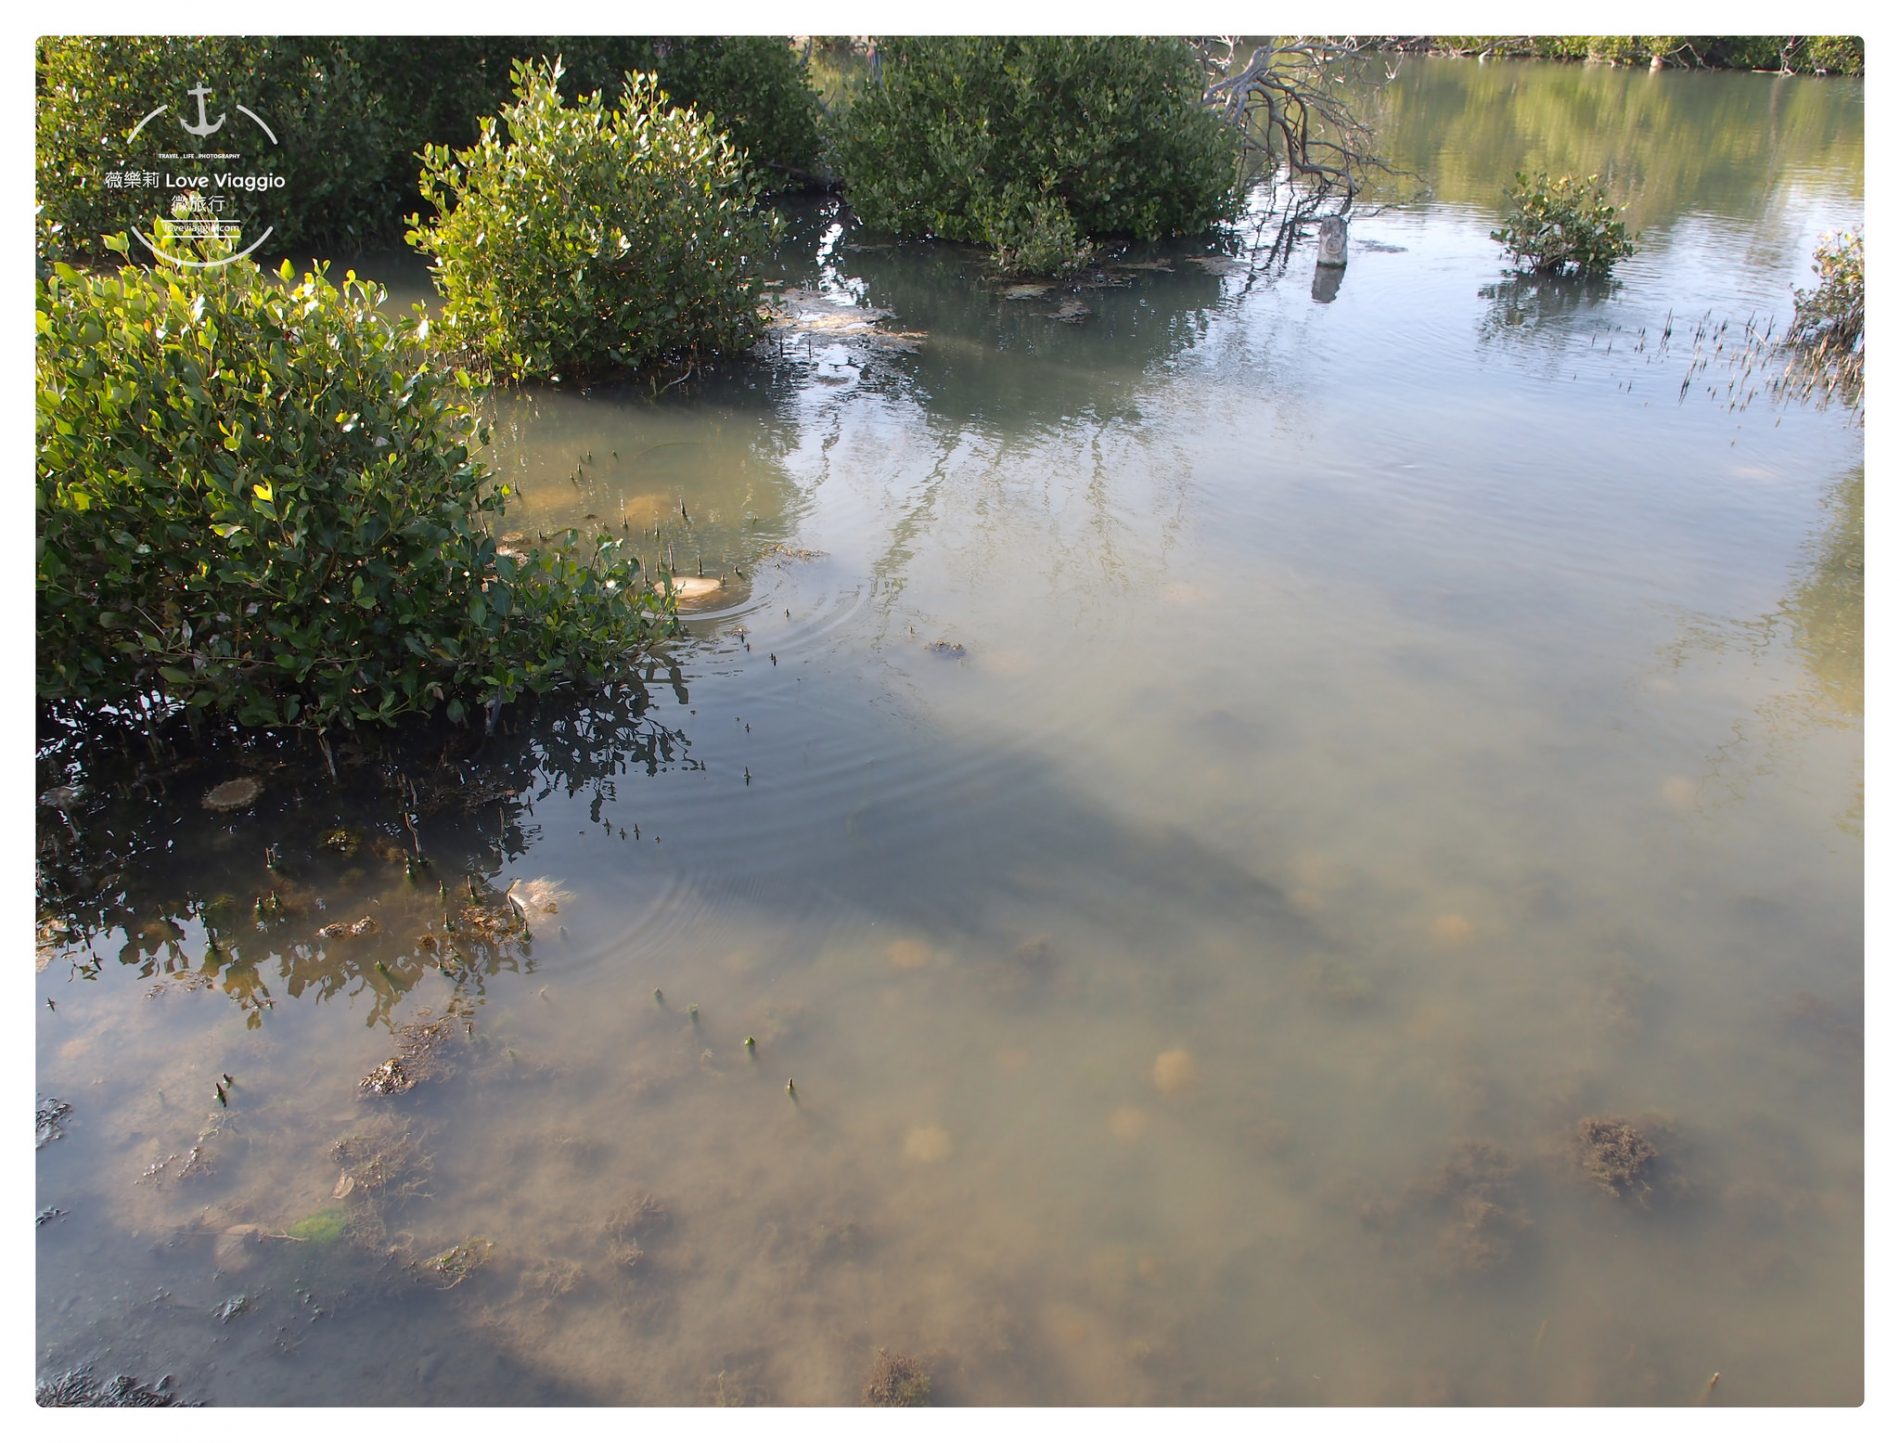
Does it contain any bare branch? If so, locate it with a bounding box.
[1197,36,1401,202]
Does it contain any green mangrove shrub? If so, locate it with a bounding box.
[35,36,394,261]
[359,38,823,199]
[828,36,1239,274]
[1802,36,1865,76]
[408,58,774,383]
[639,36,823,180]
[982,183,1096,278]
[1792,227,1864,352]
[1424,36,1862,74]
[37,38,824,265]
[1783,226,1864,410]
[36,231,675,735]
[1492,172,1636,276]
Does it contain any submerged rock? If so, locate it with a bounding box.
[316,916,379,939]
[200,777,263,813]
[766,290,922,350]
[413,1237,493,1289]
[359,1058,414,1096]
[772,287,894,326]
[903,1124,953,1163]
[360,1008,468,1097]
[1109,1105,1150,1142]
[665,575,725,604]
[1152,1048,1198,1098]
[885,937,934,969]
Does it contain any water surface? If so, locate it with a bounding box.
[36,57,1863,1407]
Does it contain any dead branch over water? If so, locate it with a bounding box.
[1199,36,1400,200]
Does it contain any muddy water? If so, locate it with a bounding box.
[36,59,1862,1406]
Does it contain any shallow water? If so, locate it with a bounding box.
[36,57,1862,1406]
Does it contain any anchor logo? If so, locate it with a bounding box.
[119,78,282,269]
[180,83,225,138]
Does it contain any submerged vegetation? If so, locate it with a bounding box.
[1574,1116,1661,1201]
[863,1349,933,1405]
[38,1370,196,1407]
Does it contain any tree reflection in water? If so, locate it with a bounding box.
[35,667,698,1027]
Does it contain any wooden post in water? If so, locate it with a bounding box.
[1316,215,1349,268]
[1312,214,1348,303]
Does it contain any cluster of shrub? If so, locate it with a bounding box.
[1786,227,1865,411]
[826,37,1237,277]
[35,36,824,262]
[37,36,1236,742]
[36,38,817,742]
[37,222,685,738]
[37,36,1238,289]
[1412,35,1863,75]
[1491,173,1637,277]
[34,35,1861,745]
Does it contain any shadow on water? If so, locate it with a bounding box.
[36,653,1335,1406]
[38,652,1322,1036]
[38,1244,607,1406]
[35,671,699,1027]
